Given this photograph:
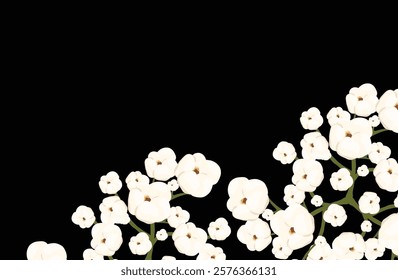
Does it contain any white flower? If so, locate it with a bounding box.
[99,171,123,194]
[368,142,391,164]
[27,241,67,260]
[144,147,177,181]
[314,236,328,246]
[172,222,207,256]
[261,209,274,221]
[376,89,398,133]
[161,255,176,260]
[300,131,331,160]
[326,106,351,126]
[300,107,324,130]
[156,229,168,241]
[330,168,353,191]
[83,248,104,260]
[272,141,297,164]
[378,213,398,255]
[270,204,315,250]
[332,232,365,260]
[291,159,324,192]
[346,83,378,117]
[361,220,372,232]
[125,171,150,191]
[329,117,372,160]
[90,223,123,256]
[175,153,221,198]
[373,158,398,192]
[271,237,293,259]
[357,164,369,177]
[369,115,380,127]
[323,204,347,227]
[167,179,179,192]
[358,192,380,214]
[196,243,226,260]
[365,238,385,260]
[99,196,130,225]
[167,206,190,228]
[71,205,96,228]
[394,194,398,208]
[283,184,305,206]
[237,219,272,252]
[307,242,335,260]
[310,195,323,207]
[208,217,231,241]
[128,181,171,224]
[129,232,152,255]
[226,177,269,221]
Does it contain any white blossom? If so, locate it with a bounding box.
[314,236,328,246]
[71,205,96,228]
[330,168,353,191]
[283,184,305,206]
[167,206,190,228]
[90,223,123,256]
[326,107,351,126]
[329,117,372,160]
[378,213,398,255]
[167,179,179,192]
[99,171,123,194]
[300,131,331,160]
[99,196,130,225]
[261,209,274,221]
[27,241,67,260]
[271,237,293,259]
[332,232,365,260]
[358,192,380,214]
[291,159,324,192]
[376,89,398,133]
[172,222,207,256]
[310,195,323,207]
[357,164,369,177]
[125,171,150,191]
[208,217,231,241]
[300,107,324,130]
[196,243,226,260]
[161,255,176,260]
[156,229,168,241]
[83,248,104,260]
[365,238,385,260]
[361,220,372,232]
[373,158,398,192]
[175,152,221,198]
[369,115,380,127]
[346,83,378,117]
[323,204,347,227]
[144,147,177,181]
[129,232,152,255]
[368,142,391,164]
[307,241,335,260]
[226,177,269,221]
[237,219,272,252]
[272,141,297,164]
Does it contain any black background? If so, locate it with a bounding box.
[3,18,398,260]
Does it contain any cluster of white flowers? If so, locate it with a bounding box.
[27,83,397,260]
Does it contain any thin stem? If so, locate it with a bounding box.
[373,128,387,136]
[376,204,396,215]
[129,220,145,233]
[392,252,396,260]
[302,244,314,260]
[269,198,281,212]
[108,256,113,260]
[171,192,187,200]
[330,155,348,170]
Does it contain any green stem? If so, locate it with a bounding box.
[145,223,157,260]
[171,192,187,200]
[330,155,348,170]
[302,244,315,260]
[129,220,145,233]
[318,215,326,236]
[269,199,281,212]
[373,128,387,136]
[392,252,396,260]
[108,255,113,260]
[376,204,396,215]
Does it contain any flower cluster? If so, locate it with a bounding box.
[27,83,397,260]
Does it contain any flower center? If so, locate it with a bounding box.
[144,195,151,202]
[310,143,315,148]
[211,255,216,259]
[357,96,363,101]
[156,160,162,165]
[241,197,247,204]
[345,131,352,138]
[101,238,106,244]
[289,227,295,234]
[395,103,398,110]
[388,169,393,174]
[252,235,258,240]
[302,174,307,180]
[349,247,355,252]
[193,167,200,174]
[186,233,192,239]
[109,207,113,212]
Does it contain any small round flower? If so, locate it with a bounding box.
[162,255,176,260]
[71,205,96,228]
[167,206,190,228]
[208,217,231,241]
[368,142,391,164]
[167,179,179,192]
[369,115,380,127]
[357,164,369,177]
[272,141,297,164]
[90,223,123,257]
[27,241,67,260]
[300,107,324,130]
[156,229,168,241]
[271,237,293,259]
[261,209,274,221]
[332,232,365,260]
[172,222,207,256]
[175,152,221,198]
[365,238,385,260]
[237,219,272,252]
[83,248,104,260]
[125,171,150,191]
[283,184,305,206]
[196,243,226,260]
[129,232,152,255]
[346,83,378,117]
[307,239,335,260]
[394,194,398,208]
[373,158,398,192]
[361,220,372,232]
[378,213,398,255]
[326,106,351,126]
[323,204,347,227]
[99,171,123,194]
[376,89,398,133]
[310,195,323,207]
[99,195,130,225]
[226,177,269,221]
[291,159,324,192]
[144,147,178,181]
[358,192,380,214]
[300,131,331,160]
[314,236,328,246]
[330,168,353,191]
